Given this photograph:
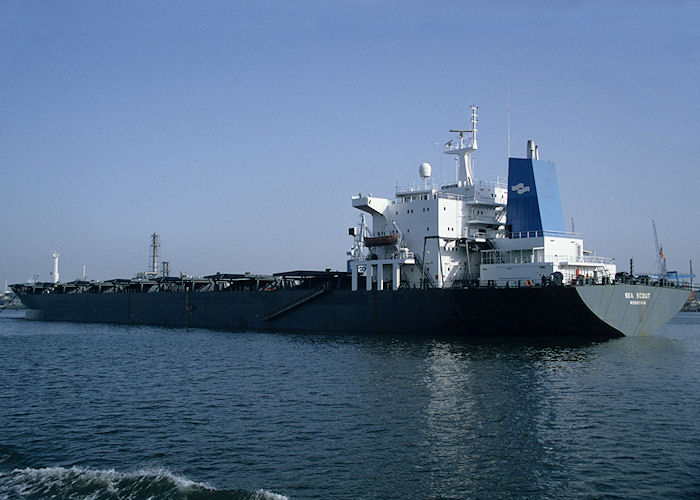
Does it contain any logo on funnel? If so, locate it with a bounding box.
[511,183,531,195]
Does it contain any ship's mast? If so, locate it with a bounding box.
[52,252,59,283]
[444,104,478,186]
[507,89,511,158]
[150,233,159,275]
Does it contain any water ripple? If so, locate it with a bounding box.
[0,311,699,498]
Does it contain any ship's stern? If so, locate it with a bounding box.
[575,284,689,336]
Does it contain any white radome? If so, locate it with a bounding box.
[419,162,432,178]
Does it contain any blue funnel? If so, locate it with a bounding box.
[506,158,565,235]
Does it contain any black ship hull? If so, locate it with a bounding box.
[13,284,689,341]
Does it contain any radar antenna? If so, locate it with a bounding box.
[444,105,478,186]
[448,105,478,148]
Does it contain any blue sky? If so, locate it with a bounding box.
[1,1,698,285]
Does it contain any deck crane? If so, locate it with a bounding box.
[652,219,667,278]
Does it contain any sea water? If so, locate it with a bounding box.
[0,310,698,499]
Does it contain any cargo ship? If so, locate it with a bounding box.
[12,107,690,340]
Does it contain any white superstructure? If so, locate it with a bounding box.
[347,106,615,290]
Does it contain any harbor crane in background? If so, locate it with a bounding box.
[650,221,695,288]
[652,219,667,278]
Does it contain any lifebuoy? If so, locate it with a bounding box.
[526,280,532,287]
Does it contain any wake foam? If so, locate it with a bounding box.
[0,465,288,499]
